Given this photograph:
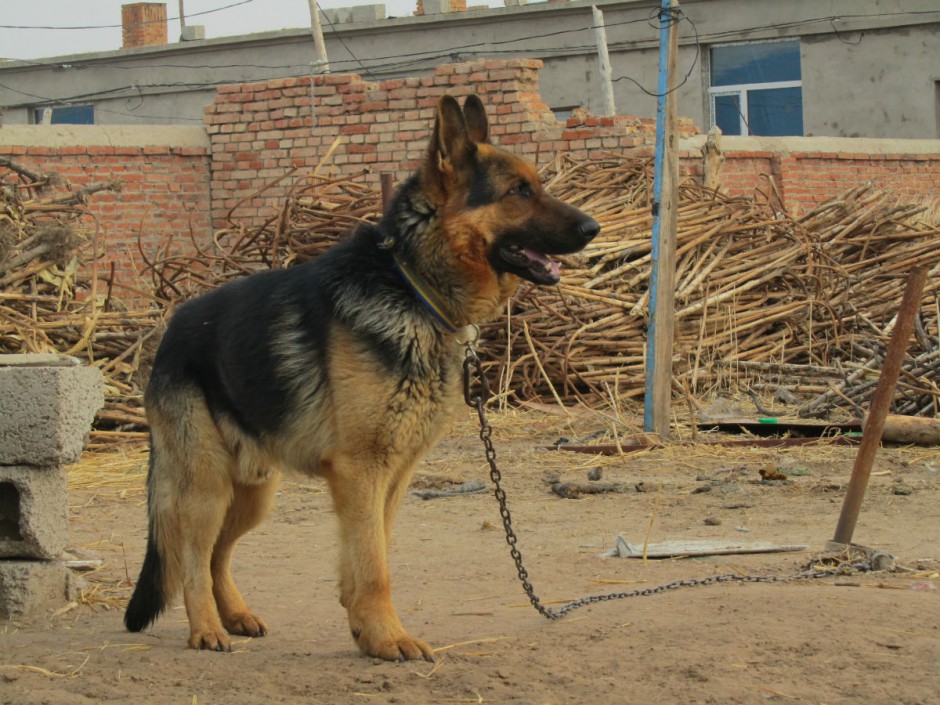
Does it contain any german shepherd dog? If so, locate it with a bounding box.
[124,94,599,660]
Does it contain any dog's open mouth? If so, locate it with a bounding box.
[499,245,561,285]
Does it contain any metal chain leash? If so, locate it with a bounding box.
[461,344,882,622]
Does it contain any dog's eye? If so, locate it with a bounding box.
[507,181,533,199]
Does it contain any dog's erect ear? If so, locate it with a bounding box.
[424,95,477,202]
[462,95,489,144]
[429,95,475,168]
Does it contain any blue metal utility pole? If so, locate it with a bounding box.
[644,0,680,434]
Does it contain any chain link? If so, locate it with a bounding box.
[462,346,882,621]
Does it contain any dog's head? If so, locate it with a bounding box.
[418,94,600,288]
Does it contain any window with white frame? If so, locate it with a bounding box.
[709,40,803,137]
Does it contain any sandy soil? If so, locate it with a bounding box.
[2,407,939,705]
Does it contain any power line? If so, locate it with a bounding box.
[0,0,258,30]
[2,7,937,113]
[3,8,935,73]
[1,13,654,71]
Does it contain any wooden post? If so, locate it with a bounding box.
[701,125,723,191]
[307,0,331,73]
[380,173,394,212]
[643,0,680,435]
[832,267,928,545]
[591,6,617,117]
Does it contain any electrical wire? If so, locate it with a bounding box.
[1,6,936,117]
[2,8,935,75]
[0,0,258,30]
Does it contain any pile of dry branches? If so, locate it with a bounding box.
[3,153,939,448]
[143,173,383,302]
[156,154,937,417]
[0,157,157,444]
[479,157,940,417]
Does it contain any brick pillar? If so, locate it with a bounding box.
[415,0,467,15]
[121,3,168,49]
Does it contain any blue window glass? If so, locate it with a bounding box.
[747,86,803,136]
[714,94,742,136]
[33,105,94,124]
[711,41,801,87]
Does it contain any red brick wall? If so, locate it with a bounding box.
[772,152,940,215]
[204,59,684,229]
[695,149,940,217]
[0,144,211,290]
[697,152,776,202]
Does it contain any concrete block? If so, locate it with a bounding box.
[0,559,75,619]
[0,360,104,466]
[321,8,353,25]
[0,465,68,559]
[321,4,385,24]
[180,25,205,41]
[351,4,386,22]
[422,0,452,14]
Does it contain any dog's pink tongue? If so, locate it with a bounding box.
[523,248,560,277]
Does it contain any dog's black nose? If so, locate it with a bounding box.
[579,217,601,243]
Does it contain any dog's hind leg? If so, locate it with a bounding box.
[210,476,279,638]
[177,469,232,650]
[167,406,240,651]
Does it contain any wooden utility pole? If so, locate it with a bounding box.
[178,0,186,27]
[307,0,330,72]
[591,6,617,116]
[643,0,680,435]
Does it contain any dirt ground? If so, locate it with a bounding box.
[2,406,939,705]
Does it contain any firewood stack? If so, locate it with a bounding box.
[478,157,940,417]
[0,158,156,445]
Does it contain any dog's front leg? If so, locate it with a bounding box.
[325,454,434,662]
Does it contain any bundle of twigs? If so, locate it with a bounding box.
[142,173,382,301]
[0,157,156,444]
[144,154,938,417]
[9,151,935,448]
[481,160,940,413]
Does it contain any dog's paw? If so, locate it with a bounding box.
[223,611,268,638]
[188,628,232,652]
[352,625,435,662]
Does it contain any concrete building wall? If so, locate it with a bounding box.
[802,25,940,140]
[1,0,938,138]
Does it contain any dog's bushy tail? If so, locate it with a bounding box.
[124,444,179,632]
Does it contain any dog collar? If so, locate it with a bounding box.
[392,252,462,334]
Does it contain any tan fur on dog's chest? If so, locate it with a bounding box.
[329,326,461,462]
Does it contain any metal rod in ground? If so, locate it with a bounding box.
[832,266,928,545]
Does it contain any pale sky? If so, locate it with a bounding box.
[1,0,502,61]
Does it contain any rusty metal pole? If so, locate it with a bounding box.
[832,266,928,545]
